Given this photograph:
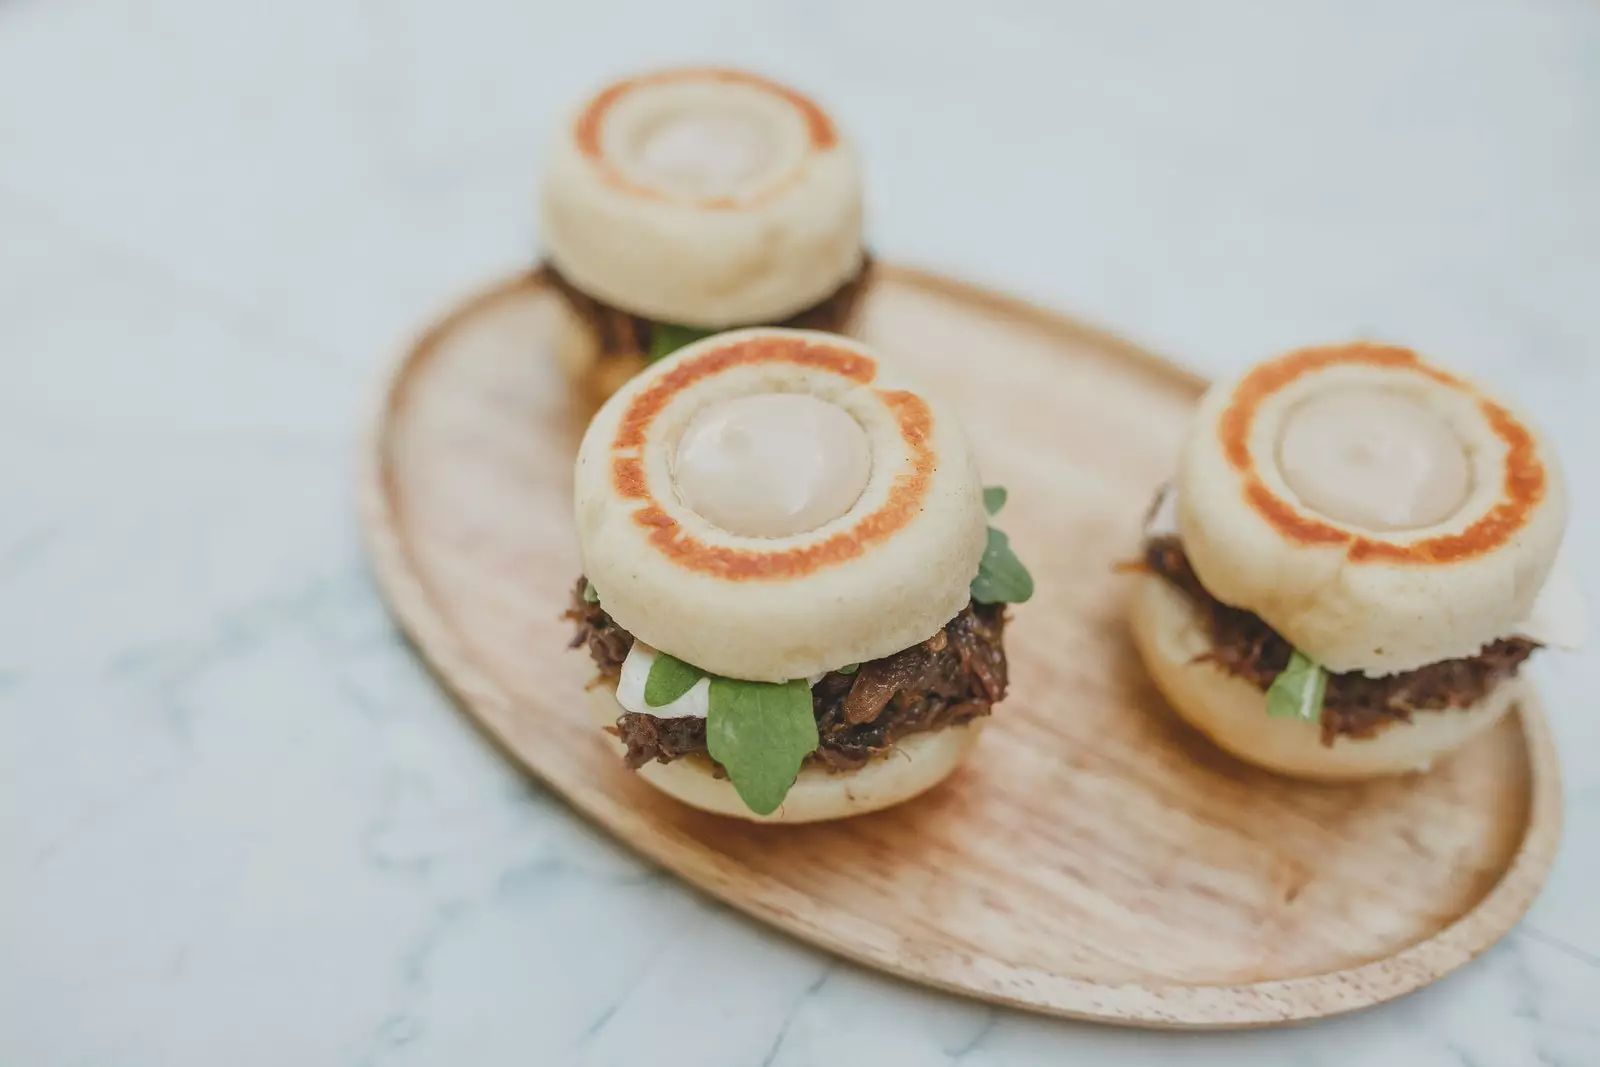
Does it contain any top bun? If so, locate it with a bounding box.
[541,67,863,328]
[1179,343,1567,676]
[574,328,987,682]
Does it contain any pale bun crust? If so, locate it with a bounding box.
[575,329,987,682]
[549,300,645,405]
[1129,572,1521,781]
[1180,345,1566,675]
[549,292,599,384]
[586,683,980,822]
[541,68,862,327]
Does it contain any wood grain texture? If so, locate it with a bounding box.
[359,266,1562,1029]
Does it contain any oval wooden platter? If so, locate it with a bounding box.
[359,264,1562,1029]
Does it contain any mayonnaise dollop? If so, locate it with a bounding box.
[615,643,835,719]
[616,643,711,719]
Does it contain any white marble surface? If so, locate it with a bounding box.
[2,0,1598,1063]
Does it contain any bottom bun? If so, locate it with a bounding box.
[550,298,642,402]
[1129,572,1522,781]
[586,682,982,823]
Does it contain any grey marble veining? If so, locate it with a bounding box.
[2,1,1598,1064]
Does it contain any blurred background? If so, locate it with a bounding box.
[2,1,1597,1065]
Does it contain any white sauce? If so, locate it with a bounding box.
[616,643,711,719]
[1146,482,1180,540]
[615,643,832,719]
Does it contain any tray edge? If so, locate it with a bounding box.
[355,266,1564,1030]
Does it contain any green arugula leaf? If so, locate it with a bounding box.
[836,663,860,676]
[983,486,1008,516]
[582,580,600,604]
[644,652,705,708]
[647,323,714,363]
[971,526,1034,604]
[706,678,819,816]
[1265,650,1327,722]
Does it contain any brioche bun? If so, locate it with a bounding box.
[575,328,986,682]
[549,291,598,383]
[549,299,645,405]
[586,682,980,822]
[1179,343,1566,676]
[541,67,862,328]
[1129,571,1520,780]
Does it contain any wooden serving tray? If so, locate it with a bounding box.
[359,265,1561,1029]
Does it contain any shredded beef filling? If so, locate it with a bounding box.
[565,578,1007,773]
[546,256,873,367]
[1142,536,1537,743]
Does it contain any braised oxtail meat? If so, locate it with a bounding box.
[546,256,873,366]
[1142,536,1536,744]
[564,578,1006,772]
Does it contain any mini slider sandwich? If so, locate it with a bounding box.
[567,328,1033,821]
[540,67,869,402]
[1129,343,1584,779]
